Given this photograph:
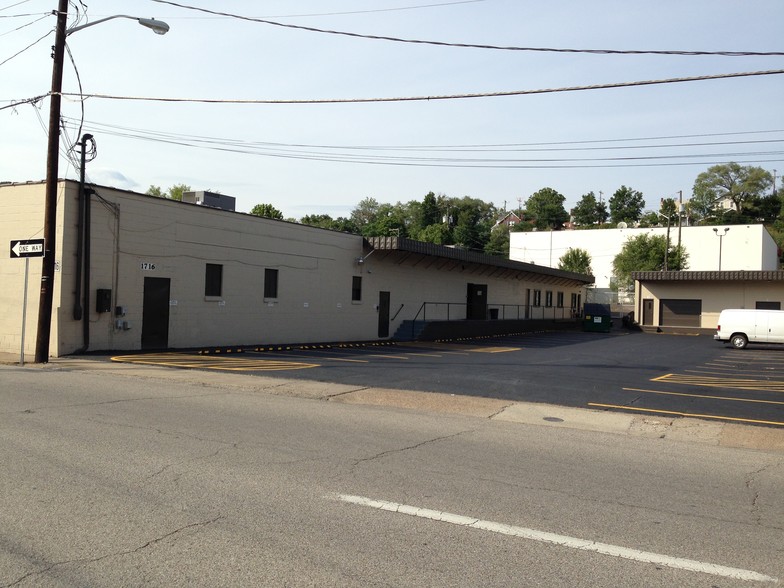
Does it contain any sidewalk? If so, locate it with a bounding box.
[3,352,784,453]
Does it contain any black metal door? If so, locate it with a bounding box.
[378,291,390,338]
[466,283,488,320]
[142,277,170,349]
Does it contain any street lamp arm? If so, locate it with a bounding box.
[67,15,169,36]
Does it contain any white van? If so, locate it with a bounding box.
[714,308,784,349]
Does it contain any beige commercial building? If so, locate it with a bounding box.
[1,180,592,358]
[633,270,784,331]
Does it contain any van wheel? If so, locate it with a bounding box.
[730,334,748,349]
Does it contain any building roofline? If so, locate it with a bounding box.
[633,270,784,281]
[368,236,594,285]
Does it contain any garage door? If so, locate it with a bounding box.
[660,299,701,327]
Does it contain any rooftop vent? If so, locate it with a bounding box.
[182,190,235,212]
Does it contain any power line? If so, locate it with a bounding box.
[60,116,784,154]
[149,0,784,57]
[58,116,783,170]
[53,69,784,105]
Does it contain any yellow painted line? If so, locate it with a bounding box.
[403,353,443,358]
[587,403,784,427]
[111,354,318,371]
[652,373,784,392]
[367,354,410,360]
[623,387,784,406]
[468,347,521,353]
[259,352,369,364]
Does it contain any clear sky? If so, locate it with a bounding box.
[2,0,782,219]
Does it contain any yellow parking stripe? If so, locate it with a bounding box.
[468,346,521,353]
[652,373,784,393]
[111,354,318,371]
[587,403,784,427]
[623,387,784,406]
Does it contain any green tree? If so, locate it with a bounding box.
[450,196,497,250]
[146,183,191,201]
[417,223,452,244]
[558,248,593,275]
[250,203,284,219]
[419,191,441,229]
[612,234,688,290]
[571,192,600,226]
[525,187,569,229]
[692,163,773,217]
[484,225,510,257]
[609,186,644,225]
[300,214,358,233]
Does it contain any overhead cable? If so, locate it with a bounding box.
[55,69,784,105]
[149,0,784,56]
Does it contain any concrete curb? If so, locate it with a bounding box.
[4,355,784,453]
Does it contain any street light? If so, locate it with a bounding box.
[713,227,730,271]
[34,2,169,363]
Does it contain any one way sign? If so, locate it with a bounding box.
[10,239,45,258]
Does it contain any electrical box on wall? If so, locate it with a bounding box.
[96,289,112,313]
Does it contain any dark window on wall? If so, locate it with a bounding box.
[352,276,362,301]
[533,290,541,307]
[557,292,564,308]
[570,293,578,309]
[205,263,222,296]
[756,301,781,310]
[545,291,553,307]
[264,268,279,298]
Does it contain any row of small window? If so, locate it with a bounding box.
[205,264,363,301]
[532,290,577,308]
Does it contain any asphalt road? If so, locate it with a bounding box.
[111,330,784,428]
[1,363,782,587]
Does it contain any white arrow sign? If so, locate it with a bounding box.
[10,239,45,258]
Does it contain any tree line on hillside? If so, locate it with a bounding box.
[147,162,780,262]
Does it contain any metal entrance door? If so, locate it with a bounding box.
[642,299,654,325]
[141,277,171,350]
[466,283,488,320]
[378,291,390,338]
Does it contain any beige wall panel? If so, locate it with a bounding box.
[2,181,587,355]
[638,281,784,328]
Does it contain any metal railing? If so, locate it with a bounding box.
[409,302,578,337]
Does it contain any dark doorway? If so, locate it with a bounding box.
[378,291,390,338]
[642,298,654,325]
[756,301,781,310]
[660,299,701,327]
[142,277,171,350]
[466,283,488,320]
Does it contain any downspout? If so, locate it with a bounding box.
[72,138,89,321]
[74,134,93,352]
[83,185,93,351]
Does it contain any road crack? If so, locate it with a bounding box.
[2,515,223,587]
[351,430,472,468]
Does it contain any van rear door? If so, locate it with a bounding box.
[765,311,784,344]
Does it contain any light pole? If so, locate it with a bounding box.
[34,5,169,363]
[713,227,730,271]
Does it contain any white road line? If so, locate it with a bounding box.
[329,494,778,584]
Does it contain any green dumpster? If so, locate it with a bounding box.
[582,303,612,333]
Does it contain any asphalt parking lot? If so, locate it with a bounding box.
[110,329,784,428]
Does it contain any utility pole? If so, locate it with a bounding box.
[677,190,683,270]
[35,0,69,363]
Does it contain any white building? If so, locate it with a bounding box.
[510,225,779,305]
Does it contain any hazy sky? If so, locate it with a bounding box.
[2,0,782,219]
